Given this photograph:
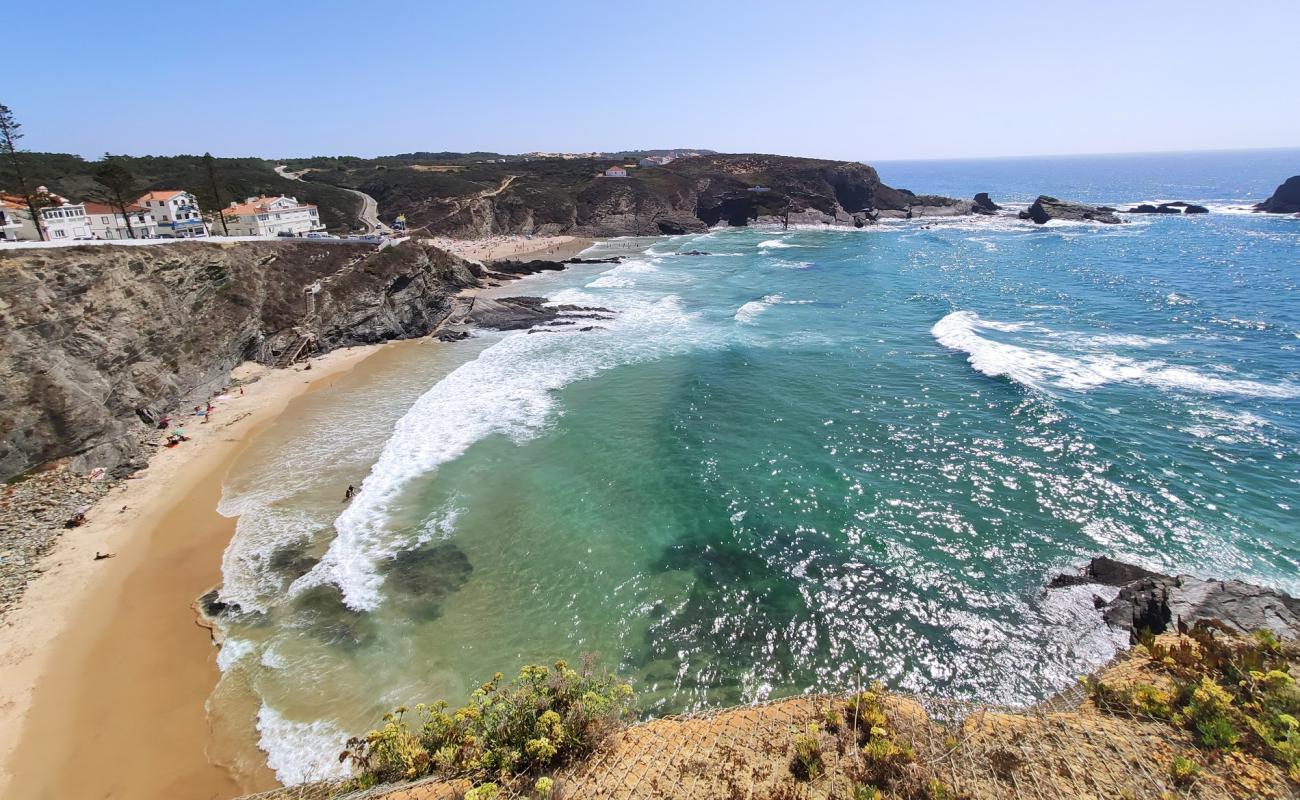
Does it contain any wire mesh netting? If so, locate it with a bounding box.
[243,676,1294,800]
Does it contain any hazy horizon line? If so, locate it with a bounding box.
[18,143,1300,165]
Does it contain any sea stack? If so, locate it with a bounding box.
[972,192,1002,215]
[1254,176,1300,213]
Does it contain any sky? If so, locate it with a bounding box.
[6,0,1299,162]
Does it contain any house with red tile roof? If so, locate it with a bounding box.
[84,202,158,240]
[136,190,208,237]
[221,195,324,237]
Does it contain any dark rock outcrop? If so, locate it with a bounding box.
[1019,196,1122,225]
[465,296,613,331]
[1254,176,1300,214]
[0,240,482,480]
[1050,557,1300,642]
[972,193,1002,215]
[1124,202,1208,215]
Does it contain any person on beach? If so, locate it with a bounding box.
[344,484,356,501]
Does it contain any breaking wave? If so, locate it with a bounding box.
[291,287,707,611]
[932,310,1300,399]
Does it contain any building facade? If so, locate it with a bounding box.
[138,190,209,238]
[83,202,158,239]
[38,193,93,240]
[0,196,34,241]
[220,195,325,237]
[604,166,628,178]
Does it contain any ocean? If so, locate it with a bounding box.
[211,149,1300,783]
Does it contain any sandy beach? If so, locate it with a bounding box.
[423,234,591,263]
[0,345,384,800]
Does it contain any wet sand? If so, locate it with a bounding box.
[0,347,383,800]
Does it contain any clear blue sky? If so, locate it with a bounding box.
[7,0,1298,161]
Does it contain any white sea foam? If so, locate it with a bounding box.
[257,705,351,784]
[292,286,706,610]
[758,239,798,249]
[735,294,784,324]
[932,310,1300,399]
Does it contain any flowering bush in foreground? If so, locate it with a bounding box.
[340,656,635,789]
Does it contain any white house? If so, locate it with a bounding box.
[638,155,674,168]
[604,166,629,178]
[220,195,325,237]
[138,190,209,238]
[36,191,93,240]
[0,196,34,241]
[83,202,158,239]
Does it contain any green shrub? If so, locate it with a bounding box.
[340,657,635,787]
[1169,754,1199,786]
[790,722,826,781]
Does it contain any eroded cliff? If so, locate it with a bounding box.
[0,240,482,479]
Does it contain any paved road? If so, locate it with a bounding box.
[275,165,390,235]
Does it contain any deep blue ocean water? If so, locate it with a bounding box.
[214,149,1300,781]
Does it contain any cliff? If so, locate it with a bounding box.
[304,154,975,238]
[0,240,482,480]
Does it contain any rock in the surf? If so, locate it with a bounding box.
[1254,176,1300,214]
[1020,196,1122,225]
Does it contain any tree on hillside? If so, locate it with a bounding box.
[202,152,230,235]
[0,103,51,241]
[93,155,140,239]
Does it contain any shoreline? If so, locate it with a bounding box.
[0,240,605,799]
[0,345,385,800]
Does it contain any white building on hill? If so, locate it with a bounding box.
[0,196,33,241]
[138,190,209,237]
[84,202,158,239]
[37,191,93,240]
[220,195,325,237]
[604,166,628,178]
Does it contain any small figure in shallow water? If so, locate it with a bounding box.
[344,484,356,502]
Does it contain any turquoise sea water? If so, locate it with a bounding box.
[214,150,1300,781]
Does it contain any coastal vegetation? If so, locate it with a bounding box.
[260,625,1299,799]
[1087,622,1300,781]
[338,657,635,791]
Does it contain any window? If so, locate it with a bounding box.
[53,229,66,238]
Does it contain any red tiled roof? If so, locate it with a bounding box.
[137,190,186,203]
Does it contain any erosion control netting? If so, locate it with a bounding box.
[244,673,1290,800]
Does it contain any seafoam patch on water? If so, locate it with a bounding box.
[735,293,784,324]
[257,705,351,784]
[758,238,801,249]
[932,310,1300,399]
[291,271,712,610]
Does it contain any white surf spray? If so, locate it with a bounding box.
[932,310,1300,399]
[291,279,709,610]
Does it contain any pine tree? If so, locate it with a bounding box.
[0,103,51,241]
[93,155,140,239]
[203,152,230,235]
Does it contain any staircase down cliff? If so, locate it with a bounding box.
[0,240,482,480]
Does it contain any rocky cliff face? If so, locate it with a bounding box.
[0,240,481,480]
[341,154,975,238]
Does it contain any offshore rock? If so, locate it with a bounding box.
[0,240,482,480]
[1254,176,1300,214]
[1051,556,1300,642]
[1020,196,1122,225]
[972,192,1002,215]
